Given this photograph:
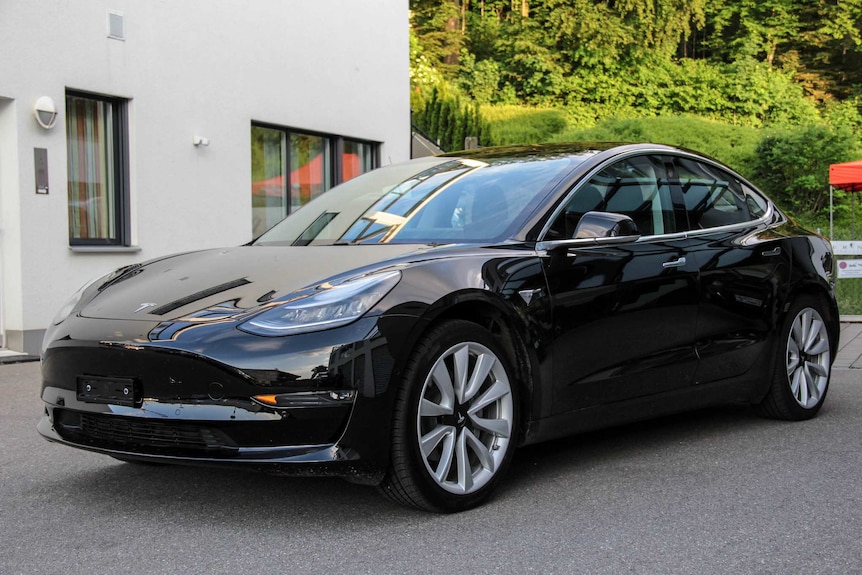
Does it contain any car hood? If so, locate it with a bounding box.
[79,245,428,321]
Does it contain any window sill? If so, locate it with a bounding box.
[69,245,142,253]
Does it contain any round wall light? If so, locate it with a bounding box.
[33,96,58,129]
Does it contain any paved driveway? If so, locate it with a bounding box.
[2,361,861,575]
[837,320,862,368]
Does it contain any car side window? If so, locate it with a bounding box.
[674,157,756,230]
[548,155,675,239]
[742,182,768,219]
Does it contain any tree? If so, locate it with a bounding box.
[753,125,859,217]
[704,0,801,66]
[413,87,491,150]
[411,0,464,74]
[411,0,862,132]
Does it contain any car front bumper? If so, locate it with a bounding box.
[38,315,410,484]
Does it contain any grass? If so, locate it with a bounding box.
[796,217,862,315]
[835,280,862,316]
[481,105,568,146]
[551,114,763,178]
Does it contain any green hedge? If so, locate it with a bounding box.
[551,115,762,177]
[481,105,569,147]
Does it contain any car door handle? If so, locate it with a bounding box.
[762,247,782,257]
[662,257,687,269]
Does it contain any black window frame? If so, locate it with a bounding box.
[251,121,379,213]
[65,89,131,247]
[250,122,379,238]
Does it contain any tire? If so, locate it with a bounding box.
[379,320,519,512]
[757,296,833,420]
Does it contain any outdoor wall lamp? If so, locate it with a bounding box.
[33,96,58,129]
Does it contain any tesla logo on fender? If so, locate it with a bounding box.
[133,302,157,314]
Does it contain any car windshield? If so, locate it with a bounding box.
[253,154,580,246]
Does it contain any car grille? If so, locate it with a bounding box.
[54,410,238,456]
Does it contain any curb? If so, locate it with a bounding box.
[0,354,40,365]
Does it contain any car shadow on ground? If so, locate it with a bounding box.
[43,403,778,521]
[496,403,779,500]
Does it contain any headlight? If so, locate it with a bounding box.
[51,289,86,326]
[239,269,401,336]
[50,264,139,325]
[50,276,103,325]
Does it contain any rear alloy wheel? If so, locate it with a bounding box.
[380,320,518,512]
[758,297,833,420]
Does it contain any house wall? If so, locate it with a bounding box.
[0,0,410,354]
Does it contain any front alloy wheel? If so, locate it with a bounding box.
[417,340,514,495]
[380,320,519,512]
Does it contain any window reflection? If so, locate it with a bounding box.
[251,125,377,238]
[290,133,331,211]
[251,126,288,238]
[255,156,577,246]
[343,140,374,182]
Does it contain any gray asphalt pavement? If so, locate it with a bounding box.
[838,320,862,368]
[2,360,861,575]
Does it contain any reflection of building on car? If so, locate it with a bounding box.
[39,143,839,513]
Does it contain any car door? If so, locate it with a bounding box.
[670,155,794,387]
[541,154,700,413]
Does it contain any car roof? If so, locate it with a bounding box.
[439,142,682,163]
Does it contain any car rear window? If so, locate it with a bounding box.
[675,157,760,230]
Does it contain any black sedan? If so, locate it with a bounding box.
[39,143,838,512]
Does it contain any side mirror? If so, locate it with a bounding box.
[536,211,641,252]
[574,211,639,239]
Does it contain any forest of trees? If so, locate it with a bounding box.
[410,0,862,228]
[411,0,862,110]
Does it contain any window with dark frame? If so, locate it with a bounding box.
[674,157,755,229]
[65,90,130,246]
[549,155,675,239]
[251,123,377,238]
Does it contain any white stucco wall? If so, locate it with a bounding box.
[0,0,410,353]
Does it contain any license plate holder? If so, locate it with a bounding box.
[77,376,140,407]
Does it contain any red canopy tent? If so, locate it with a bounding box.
[830,160,862,193]
[251,153,363,198]
[828,159,862,238]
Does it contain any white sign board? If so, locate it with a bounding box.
[837,259,862,278]
[832,241,862,255]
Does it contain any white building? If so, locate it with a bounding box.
[0,1,411,355]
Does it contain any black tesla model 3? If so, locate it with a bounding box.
[39,143,838,512]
